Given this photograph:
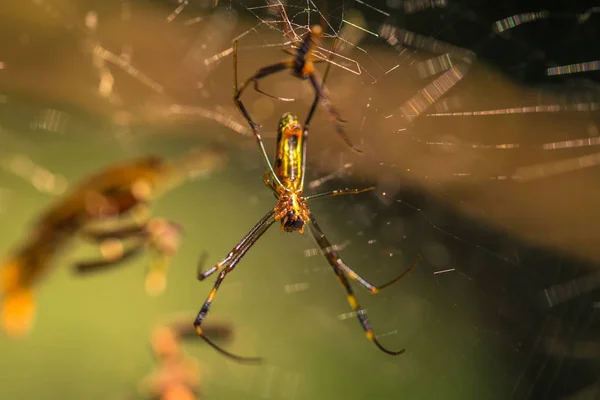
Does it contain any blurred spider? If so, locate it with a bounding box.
[138,315,233,400]
[74,217,184,297]
[0,144,227,338]
[192,40,419,362]
[234,23,362,153]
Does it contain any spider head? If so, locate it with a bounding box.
[276,195,309,233]
[281,210,305,233]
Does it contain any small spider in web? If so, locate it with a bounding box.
[234,16,362,154]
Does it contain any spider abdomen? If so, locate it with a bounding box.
[274,113,304,192]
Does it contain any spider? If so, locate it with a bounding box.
[0,144,227,337]
[74,217,184,297]
[233,23,362,154]
[192,39,420,362]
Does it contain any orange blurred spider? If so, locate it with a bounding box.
[0,144,227,337]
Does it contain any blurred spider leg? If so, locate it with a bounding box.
[320,37,339,85]
[74,219,150,273]
[308,68,352,126]
[304,37,342,124]
[303,92,320,134]
[145,251,170,296]
[80,223,148,243]
[251,64,296,102]
[301,88,321,161]
[305,186,375,201]
[308,215,405,355]
[73,240,146,275]
[235,55,295,102]
[296,38,338,189]
[195,251,209,279]
[194,212,276,363]
[80,200,152,242]
[297,41,336,189]
[143,219,185,295]
[307,72,360,153]
[233,41,286,191]
[197,210,276,280]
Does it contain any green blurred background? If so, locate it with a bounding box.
[0,111,497,399]
[1,0,599,399]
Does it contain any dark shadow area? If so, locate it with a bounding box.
[311,172,600,399]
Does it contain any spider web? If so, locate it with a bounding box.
[0,1,599,400]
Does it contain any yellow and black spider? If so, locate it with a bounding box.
[192,36,419,363]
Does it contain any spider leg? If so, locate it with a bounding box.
[165,316,233,343]
[73,241,146,275]
[197,210,275,281]
[305,186,375,201]
[307,214,405,355]
[315,36,346,121]
[297,38,338,190]
[144,252,170,296]
[303,86,320,134]
[303,37,340,130]
[74,219,150,274]
[320,37,339,85]
[80,223,148,243]
[233,41,288,192]
[306,186,419,289]
[307,72,360,153]
[141,219,183,295]
[307,208,417,291]
[196,251,210,280]
[254,77,295,102]
[237,59,295,102]
[194,211,276,363]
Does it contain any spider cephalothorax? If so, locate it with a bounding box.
[273,195,310,233]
